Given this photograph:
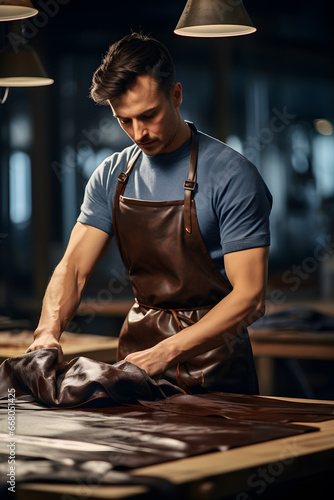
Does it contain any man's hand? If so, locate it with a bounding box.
[25,333,63,363]
[124,343,170,377]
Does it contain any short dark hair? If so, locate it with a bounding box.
[90,32,176,105]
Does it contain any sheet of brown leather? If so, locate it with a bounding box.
[139,392,334,423]
[1,349,333,421]
[0,348,183,407]
[0,402,317,467]
[1,349,334,494]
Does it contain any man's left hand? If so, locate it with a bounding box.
[124,343,170,377]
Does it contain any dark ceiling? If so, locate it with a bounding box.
[1,1,332,84]
[20,0,333,54]
[47,0,333,46]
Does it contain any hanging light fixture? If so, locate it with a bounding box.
[0,20,53,102]
[174,0,256,37]
[0,0,38,21]
[0,42,53,102]
[0,43,54,87]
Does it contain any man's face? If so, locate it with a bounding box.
[109,74,182,156]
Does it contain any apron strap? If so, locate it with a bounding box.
[112,148,142,261]
[115,148,142,199]
[183,123,198,234]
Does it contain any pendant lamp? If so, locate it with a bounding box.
[174,0,256,37]
[0,43,54,88]
[0,0,38,21]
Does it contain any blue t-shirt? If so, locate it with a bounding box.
[78,128,272,275]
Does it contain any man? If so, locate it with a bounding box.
[26,32,272,395]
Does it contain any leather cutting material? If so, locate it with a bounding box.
[113,122,259,394]
[1,349,334,475]
[1,348,333,421]
[0,348,183,407]
[0,401,319,468]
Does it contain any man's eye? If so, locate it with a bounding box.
[120,119,130,124]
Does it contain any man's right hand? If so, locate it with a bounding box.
[25,333,63,363]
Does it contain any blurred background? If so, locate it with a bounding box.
[0,0,334,398]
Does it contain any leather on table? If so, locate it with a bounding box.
[0,348,183,407]
[1,348,334,494]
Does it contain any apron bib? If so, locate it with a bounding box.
[112,123,259,394]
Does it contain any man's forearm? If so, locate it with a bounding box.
[162,287,265,367]
[26,223,111,357]
[164,246,269,366]
[34,262,87,341]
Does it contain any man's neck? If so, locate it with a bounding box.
[167,118,192,154]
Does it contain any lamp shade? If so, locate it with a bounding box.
[0,0,38,21]
[174,0,256,37]
[0,44,54,87]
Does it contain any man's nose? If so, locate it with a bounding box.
[133,120,148,143]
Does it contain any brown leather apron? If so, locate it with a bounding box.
[113,123,259,395]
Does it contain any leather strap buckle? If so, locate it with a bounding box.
[118,172,128,183]
[184,179,196,191]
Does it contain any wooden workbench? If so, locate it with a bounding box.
[15,396,334,500]
[1,320,334,499]
[1,319,334,398]
[0,331,118,364]
[249,328,334,395]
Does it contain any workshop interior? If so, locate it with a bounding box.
[1,0,334,399]
[1,2,334,499]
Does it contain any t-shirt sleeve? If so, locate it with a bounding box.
[77,159,114,235]
[214,151,272,255]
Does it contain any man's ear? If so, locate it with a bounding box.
[171,82,183,108]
